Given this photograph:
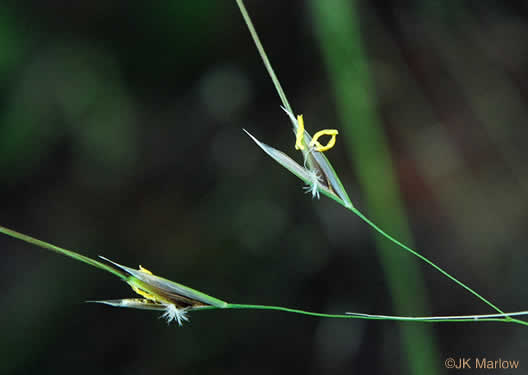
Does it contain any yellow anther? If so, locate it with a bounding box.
[309,129,339,152]
[130,265,159,303]
[139,265,153,275]
[131,284,158,302]
[293,113,338,153]
[295,114,305,150]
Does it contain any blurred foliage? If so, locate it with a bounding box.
[311,1,438,374]
[1,1,528,374]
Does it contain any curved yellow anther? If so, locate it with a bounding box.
[309,129,339,152]
[294,114,305,150]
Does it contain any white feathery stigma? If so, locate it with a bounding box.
[303,168,322,199]
[161,304,189,326]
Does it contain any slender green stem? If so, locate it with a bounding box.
[0,225,126,280]
[235,0,292,114]
[348,207,509,317]
[204,304,528,325]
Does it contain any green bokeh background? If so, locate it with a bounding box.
[2,1,528,374]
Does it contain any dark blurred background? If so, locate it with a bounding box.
[2,1,528,374]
